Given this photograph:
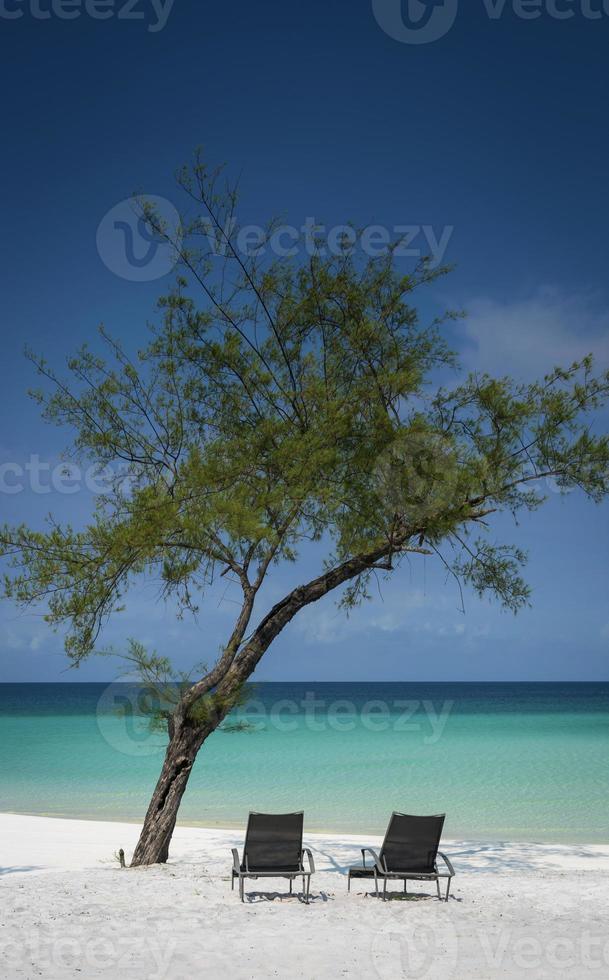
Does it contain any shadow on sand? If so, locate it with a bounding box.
[0,865,45,876]
[312,837,604,877]
[242,889,332,904]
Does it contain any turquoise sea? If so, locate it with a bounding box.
[0,682,607,843]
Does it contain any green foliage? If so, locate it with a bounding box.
[100,638,252,733]
[2,155,609,685]
[105,639,195,731]
[186,681,250,728]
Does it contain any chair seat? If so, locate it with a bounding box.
[238,865,303,875]
[348,865,376,879]
[348,864,438,879]
[383,869,438,879]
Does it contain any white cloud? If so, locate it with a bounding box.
[2,623,49,654]
[291,584,487,645]
[412,619,475,639]
[461,287,609,379]
[293,587,428,644]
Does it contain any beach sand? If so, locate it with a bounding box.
[1,813,608,979]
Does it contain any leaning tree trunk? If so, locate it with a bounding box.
[131,718,211,867]
[130,537,410,866]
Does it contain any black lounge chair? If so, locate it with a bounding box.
[347,812,455,901]
[231,811,316,903]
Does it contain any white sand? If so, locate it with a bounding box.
[1,813,608,979]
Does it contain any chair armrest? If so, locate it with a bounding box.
[301,847,315,874]
[361,847,382,871]
[231,848,241,874]
[437,852,455,876]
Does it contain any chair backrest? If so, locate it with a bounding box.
[380,812,445,873]
[243,811,304,870]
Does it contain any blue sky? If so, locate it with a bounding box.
[0,0,608,682]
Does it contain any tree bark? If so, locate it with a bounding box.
[130,719,210,867]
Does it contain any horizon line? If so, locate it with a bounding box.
[1,679,608,685]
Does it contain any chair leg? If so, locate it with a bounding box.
[289,878,293,895]
[373,869,379,898]
[305,876,311,905]
[239,876,244,903]
[383,877,387,902]
[445,878,452,902]
[347,873,351,893]
[403,879,407,896]
[436,878,441,900]
[231,874,234,891]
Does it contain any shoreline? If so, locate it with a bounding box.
[1,807,607,848]
[2,811,609,872]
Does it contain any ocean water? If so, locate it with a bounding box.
[0,682,607,843]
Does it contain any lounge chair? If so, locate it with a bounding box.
[347,812,455,901]
[231,811,316,903]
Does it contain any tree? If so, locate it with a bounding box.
[2,156,609,866]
